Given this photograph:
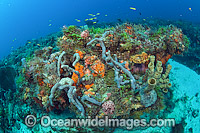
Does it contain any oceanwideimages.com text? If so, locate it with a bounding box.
[25,115,175,129]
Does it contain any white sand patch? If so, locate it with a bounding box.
[169,59,200,99]
[167,59,200,133]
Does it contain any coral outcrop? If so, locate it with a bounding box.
[11,23,188,120]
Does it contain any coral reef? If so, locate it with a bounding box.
[12,23,188,118]
[0,21,192,132]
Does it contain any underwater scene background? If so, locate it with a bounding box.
[0,0,200,132]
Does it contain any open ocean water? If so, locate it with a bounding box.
[0,0,200,132]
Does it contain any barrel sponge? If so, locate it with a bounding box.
[130,52,150,64]
[140,89,157,107]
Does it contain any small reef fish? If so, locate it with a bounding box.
[130,7,136,10]
[49,24,52,26]
[93,22,97,24]
[88,14,95,17]
[28,42,31,43]
[189,8,192,11]
[37,44,41,46]
[96,13,100,15]
[75,19,81,22]
[12,38,16,42]
[85,19,89,21]
[93,17,97,19]
[89,18,94,20]
[105,14,108,16]
[117,18,123,23]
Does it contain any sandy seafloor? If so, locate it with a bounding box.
[11,59,200,132]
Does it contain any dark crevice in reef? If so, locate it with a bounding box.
[172,119,187,133]
[172,46,200,75]
[0,66,16,93]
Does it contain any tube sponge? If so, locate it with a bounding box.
[156,61,162,68]
[148,62,154,77]
[81,95,102,108]
[145,55,172,94]
[150,55,155,63]
[72,53,80,66]
[144,78,157,93]
[162,64,172,79]
[154,72,161,79]
[162,88,168,93]
[57,51,66,78]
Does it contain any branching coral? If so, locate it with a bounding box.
[66,85,85,116]
[49,50,104,116]
[87,31,113,60]
[87,32,136,90]
[81,95,102,108]
[57,51,66,78]
[48,76,86,116]
[105,51,136,90]
[72,53,80,66]
[49,77,74,106]
[114,65,129,88]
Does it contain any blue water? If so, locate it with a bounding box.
[0,0,200,59]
